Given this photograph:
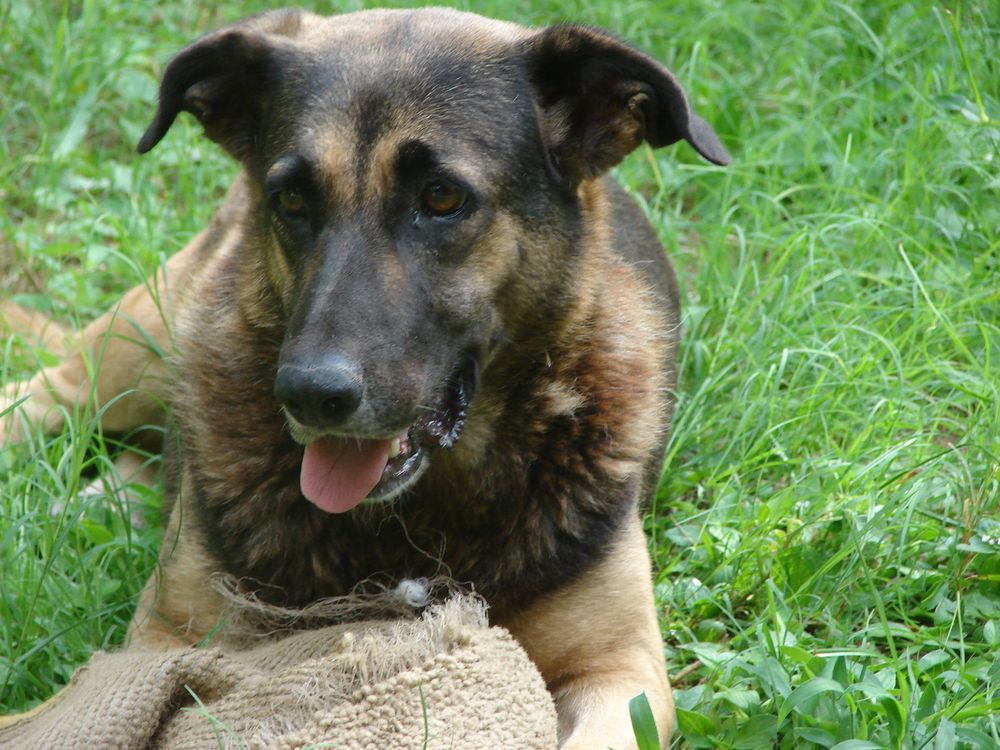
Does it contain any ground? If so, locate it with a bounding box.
[0,1,997,748]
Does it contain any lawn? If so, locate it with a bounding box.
[1,0,997,748]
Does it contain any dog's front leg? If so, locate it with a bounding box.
[502,517,674,750]
[127,479,229,649]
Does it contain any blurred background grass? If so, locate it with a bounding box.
[1,1,997,748]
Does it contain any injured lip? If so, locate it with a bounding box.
[422,352,477,449]
[368,427,426,499]
[297,351,481,514]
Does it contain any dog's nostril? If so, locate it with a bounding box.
[322,396,348,420]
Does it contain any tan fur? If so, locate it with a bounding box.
[499,516,673,746]
[312,127,359,208]
[1,301,71,354]
[128,485,227,649]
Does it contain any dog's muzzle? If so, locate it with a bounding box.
[278,352,481,514]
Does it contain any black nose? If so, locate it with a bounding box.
[274,356,363,429]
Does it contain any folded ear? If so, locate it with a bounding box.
[525,25,730,185]
[137,8,306,160]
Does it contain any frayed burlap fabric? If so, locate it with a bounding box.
[0,596,557,749]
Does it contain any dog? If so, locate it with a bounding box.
[0,8,729,748]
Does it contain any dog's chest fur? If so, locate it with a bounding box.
[167,189,672,614]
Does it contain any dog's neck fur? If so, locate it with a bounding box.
[167,175,669,615]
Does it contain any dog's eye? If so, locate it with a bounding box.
[276,189,308,221]
[421,181,466,217]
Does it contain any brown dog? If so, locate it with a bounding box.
[1,8,729,748]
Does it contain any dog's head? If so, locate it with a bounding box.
[139,8,729,514]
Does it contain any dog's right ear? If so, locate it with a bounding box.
[137,9,305,160]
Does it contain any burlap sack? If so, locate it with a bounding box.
[0,596,557,749]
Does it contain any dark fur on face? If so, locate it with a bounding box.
[141,7,728,614]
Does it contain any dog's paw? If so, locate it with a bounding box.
[75,476,148,528]
[48,451,155,527]
[0,383,30,446]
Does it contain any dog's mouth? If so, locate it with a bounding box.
[297,355,479,514]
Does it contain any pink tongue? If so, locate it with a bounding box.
[300,436,391,514]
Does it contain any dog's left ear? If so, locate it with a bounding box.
[526,25,730,184]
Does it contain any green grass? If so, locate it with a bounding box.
[1,1,997,748]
